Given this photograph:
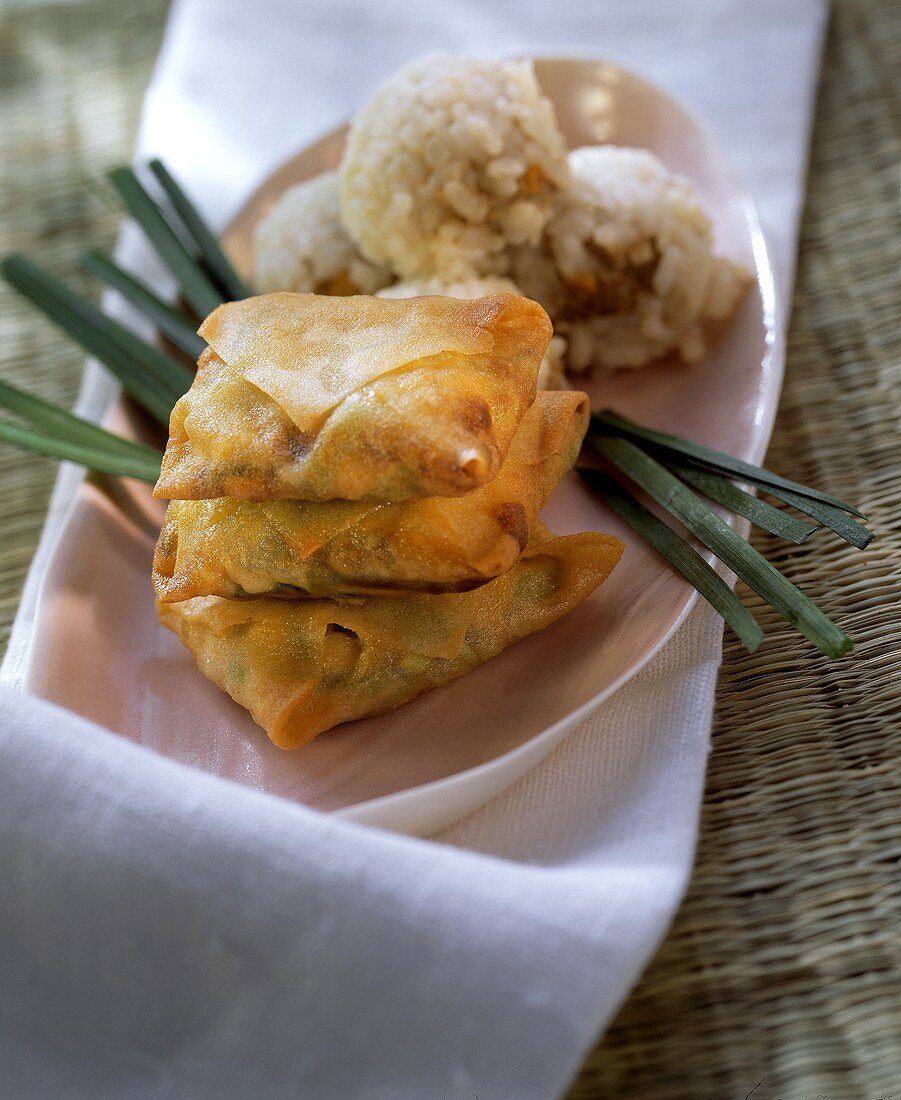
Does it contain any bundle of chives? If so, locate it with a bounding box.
[586,435,856,658]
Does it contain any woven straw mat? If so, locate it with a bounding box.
[0,2,898,1098]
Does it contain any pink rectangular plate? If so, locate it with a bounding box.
[17,59,781,835]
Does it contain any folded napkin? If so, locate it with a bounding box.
[0,1,826,1095]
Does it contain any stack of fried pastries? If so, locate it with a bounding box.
[153,292,623,748]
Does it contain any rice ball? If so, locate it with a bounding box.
[253,171,392,295]
[512,146,751,371]
[340,57,571,280]
[378,274,568,390]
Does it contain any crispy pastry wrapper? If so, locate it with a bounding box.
[158,526,623,749]
[154,292,552,502]
[153,390,589,601]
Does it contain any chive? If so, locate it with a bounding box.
[148,159,252,302]
[665,461,818,544]
[662,454,873,549]
[1,254,190,425]
[582,470,764,652]
[0,379,163,460]
[591,435,853,657]
[745,480,874,550]
[107,167,223,318]
[0,419,161,483]
[593,410,865,518]
[80,250,206,360]
[621,415,872,548]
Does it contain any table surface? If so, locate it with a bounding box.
[1,1,898,1096]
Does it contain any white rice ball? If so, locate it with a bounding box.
[378,274,568,391]
[512,146,751,371]
[253,171,392,295]
[340,57,571,280]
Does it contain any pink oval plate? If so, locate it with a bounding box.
[22,58,781,836]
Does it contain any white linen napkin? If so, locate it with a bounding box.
[0,1,826,1096]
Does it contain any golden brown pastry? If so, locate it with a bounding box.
[158,526,623,748]
[153,292,552,502]
[152,390,589,602]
